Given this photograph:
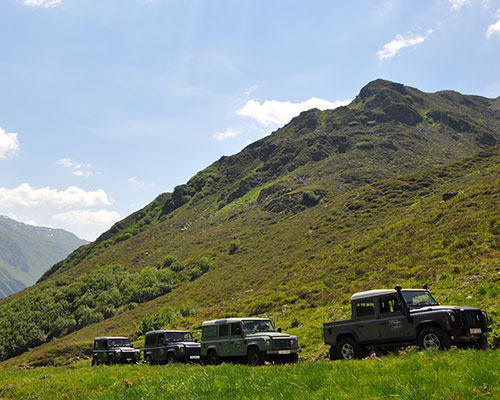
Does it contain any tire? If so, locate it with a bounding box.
[288,353,299,364]
[247,347,264,366]
[335,337,363,360]
[329,346,337,360]
[206,350,220,366]
[146,354,154,365]
[91,357,98,366]
[418,327,450,350]
[167,352,177,364]
[476,333,488,350]
[107,356,115,365]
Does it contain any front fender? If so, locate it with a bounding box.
[335,329,362,345]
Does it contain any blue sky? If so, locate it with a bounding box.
[1,0,499,240]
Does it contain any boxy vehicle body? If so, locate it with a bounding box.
[144,330,201,364]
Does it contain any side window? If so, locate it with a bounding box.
[356,300,375,317]
[218,324,229,337]
[94,340,100,349]
[102,340,108,349]
[379,297,401,314]
[202,326,217,338]
[230,323,242,336]
[158,334,164,345]
[145,335,156,346]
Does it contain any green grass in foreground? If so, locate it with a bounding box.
[0,350,498,399]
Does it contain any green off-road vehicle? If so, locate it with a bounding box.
[323,285,491,360]
[91,337,141,365]
[201,318,300,366]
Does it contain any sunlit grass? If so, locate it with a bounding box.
[0,350,498,399]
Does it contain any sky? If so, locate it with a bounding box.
[1,0,500,241]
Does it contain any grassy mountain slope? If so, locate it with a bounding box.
[1,79,500,365]
[0,216,89,298]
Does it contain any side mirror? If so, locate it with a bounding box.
[277,328,282,333]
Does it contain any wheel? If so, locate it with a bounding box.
[329,346,337,360]
[167,352,177,364]
[418,327,450,350]
[206,350,220,366]
[107,356,115,365]
[476,333,488,350]
[146,354,154,365]
[247,347,264,366]
[91,357,98,366]
[335,337,363,360]
[288,353,298,364]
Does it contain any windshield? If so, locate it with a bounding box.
[165,332,193,342]
[242,320,275,333]
[108,339,131,347]
[402,290,438,307]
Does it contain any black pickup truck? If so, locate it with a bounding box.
[323,285,491,360]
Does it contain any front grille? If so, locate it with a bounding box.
[121,351,136,358]
[185,346,201,356]
[461,310,483,328]
[273,339,291,349]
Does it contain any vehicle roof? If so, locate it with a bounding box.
[145,330,191,335]
[202,317,271,326]
[94,337,129,340]
[351,288,426,301]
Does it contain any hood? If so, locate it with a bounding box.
[175,341,200,347]
[245,332,297,339]
[410,305,480,313]
[111,346,139,352]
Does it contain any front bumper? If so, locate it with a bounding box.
[266,348,300,355]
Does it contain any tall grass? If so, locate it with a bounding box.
[0,350,498,399]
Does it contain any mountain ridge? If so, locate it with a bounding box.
[0,216,89,298]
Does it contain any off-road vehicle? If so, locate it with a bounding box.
[144,330,201,364]
[92,337,140,365]
[323,285,491,360]
[201,317,300,366]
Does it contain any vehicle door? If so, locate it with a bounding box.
[377,295,411,341]
[216,324,230,356]
[157,333,167,362]
[228,323,246,356]
[353,298,379,343]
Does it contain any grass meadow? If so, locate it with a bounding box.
[0,349,498,399]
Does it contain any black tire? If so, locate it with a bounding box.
[107,356,115,365]
[418,327,450,350]
[329,346,337,360]
[335,337,363,360]
[288,353,299,364]
[247,347,264,366]
[91,357,98,366]
[476,333,488,350]
[167,352,177,364]
[206,350,220,366]
[146,354,154,365]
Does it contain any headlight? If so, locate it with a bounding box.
[449,313,456,322]
[264,338,271,346]
[179,346,185,353]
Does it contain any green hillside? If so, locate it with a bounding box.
[0,216,88,298]
[1,79,500,366]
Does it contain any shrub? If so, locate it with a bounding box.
[355,141,374,150]
[229,241,240,255]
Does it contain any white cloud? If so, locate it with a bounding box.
[57,157,93,177]
[377,30,434,61]
[213,128,243,141]
[128,177,156,188]
[0,127,20,158]
[52,209,120,227]
[449,0,470,10]
[0,183,112,208]
[237,98,351,126]
[486,16,500,38]
[23,0,62,8]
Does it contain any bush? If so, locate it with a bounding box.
[229,241,240,255]
[355,141,374,150]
